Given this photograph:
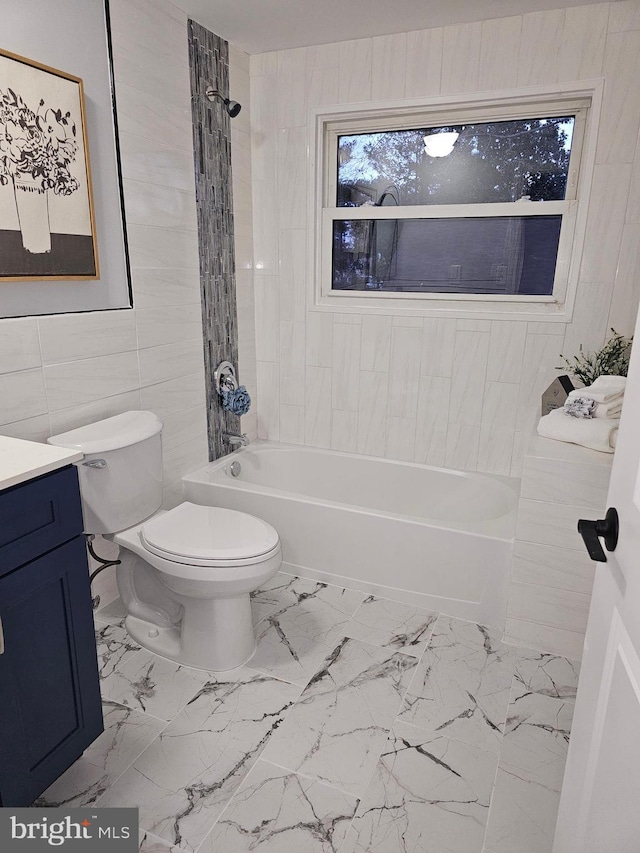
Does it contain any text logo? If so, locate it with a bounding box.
[1,809,137,851]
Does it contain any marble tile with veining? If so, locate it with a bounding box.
[502,681,575,780]
[483,678,576,853]
[398,616,515,753]
[514,649,580,701]
[342,720,497,853]
[199,759,358,853]
[138,831,182,852]
[250,571,304,623]
[37,701,165,808]
[98,668,300,852]
[344,596,438,657]
[94,621,142,680]
[262,637,417,797]
[99,650,211,721]
[249,577,366,686]
[35,759,111,810]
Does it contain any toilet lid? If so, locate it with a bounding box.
[141,502,279,564]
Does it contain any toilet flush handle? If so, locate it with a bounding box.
[83,459,108,469]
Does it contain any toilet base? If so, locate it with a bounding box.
[124,591,257,672]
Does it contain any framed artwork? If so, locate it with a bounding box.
[0,48,98,281]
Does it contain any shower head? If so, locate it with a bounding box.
[205,86,242,117]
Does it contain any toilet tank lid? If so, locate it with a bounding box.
[48,411,163,453]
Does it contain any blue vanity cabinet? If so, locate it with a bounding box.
[0,465,104,807]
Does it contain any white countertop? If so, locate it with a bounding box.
[0,436,83,491]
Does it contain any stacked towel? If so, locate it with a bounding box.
[537,407,618,453]
[565,375,625,419]
[565,396,622,419]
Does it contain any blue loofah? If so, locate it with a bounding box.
[222,385,251,416]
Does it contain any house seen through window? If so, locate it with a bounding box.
[329,111,583,298]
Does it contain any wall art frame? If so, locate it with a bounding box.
[0,47,99,281]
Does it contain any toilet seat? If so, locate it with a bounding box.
[141,502,280,568]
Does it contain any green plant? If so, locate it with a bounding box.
[558,328,633,386]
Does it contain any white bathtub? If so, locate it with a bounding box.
[183,442,519,629]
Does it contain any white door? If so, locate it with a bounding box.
[554,309,640,853]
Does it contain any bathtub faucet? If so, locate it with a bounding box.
[223,431,250,448]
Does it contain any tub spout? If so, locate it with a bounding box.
[223,431,249,448]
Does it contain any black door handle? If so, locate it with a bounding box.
[578,507,619,563]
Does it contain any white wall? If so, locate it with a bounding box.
[250,1,640,476]
[230,44,258,441]
[0,0,131,315]
[0,0,255,495]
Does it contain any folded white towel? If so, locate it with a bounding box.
[567,375,626,404]
[537,407,618,453]
[594,399,622,419]
[563,396,622,419]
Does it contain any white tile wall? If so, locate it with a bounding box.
[0,0,255,530]
[357,371,389,456]
[371,33,407,101]
[512,541,595,595]
[404,28,443,98]
[506,434,612,658]
[508,581,591,635]
[250,3,640,476]
[521,455,611,508]
[516,498,602,551]
[478,16,522,91]
[504,618,587,661]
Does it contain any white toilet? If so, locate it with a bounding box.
[48,411,281,671]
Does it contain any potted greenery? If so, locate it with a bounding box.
[0,87,79,254]
[559,329,633,386]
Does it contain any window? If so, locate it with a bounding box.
[314,91,594,318]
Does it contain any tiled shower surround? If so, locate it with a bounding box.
[250,2,640,477]
[39,575,578,853]
[188,22,241,460]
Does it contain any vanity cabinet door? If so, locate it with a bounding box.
[0,535,103,806]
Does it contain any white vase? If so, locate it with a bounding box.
[13,177,51,254]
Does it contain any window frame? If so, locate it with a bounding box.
[309,84,602,322]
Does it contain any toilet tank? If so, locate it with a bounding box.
[48,411,164,535]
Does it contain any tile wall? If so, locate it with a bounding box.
[0,0,256,485]
[250,1,640,476]
[188,22,241,460]
[0,0,255,601]
[505,434,612,658]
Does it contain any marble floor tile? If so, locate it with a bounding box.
[514,649,581,701]
[99,667,300,852]
[398,616,515,753]
[42,579,584,853]
[249,578,365,686]
[503,686,575,772]
[483,764,561,853]
[37,700,165,807]
[262,637,417,797]
[95,621,142,680]
[199,759,358,853]
[482,684,575,853]
[99,650,211,721]
[344,595,438,657]
[250,572,304,623]
[342,720,497,853]
[138,831,182,852]
[36,759,111,809]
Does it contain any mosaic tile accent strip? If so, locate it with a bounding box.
[187,20,240,460]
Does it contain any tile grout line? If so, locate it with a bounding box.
[93,716,174,810]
